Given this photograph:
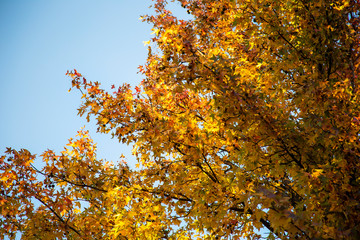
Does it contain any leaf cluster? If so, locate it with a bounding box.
[1,0,360,239]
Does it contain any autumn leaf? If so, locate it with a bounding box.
[2,0,360,239]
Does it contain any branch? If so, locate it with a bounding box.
[34,196,82,237]
[229,206,279,238]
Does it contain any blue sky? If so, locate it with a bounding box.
[0,2,267,238]
[0,0,188,166]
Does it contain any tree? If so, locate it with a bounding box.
[1,0,360,239]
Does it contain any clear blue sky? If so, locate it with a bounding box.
[0,2,265,239]
[0,0,187,166]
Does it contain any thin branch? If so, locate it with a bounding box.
[34,196,82,237]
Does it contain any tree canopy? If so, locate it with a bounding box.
[1,0,360,239]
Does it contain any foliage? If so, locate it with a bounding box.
[1,0,360,239]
